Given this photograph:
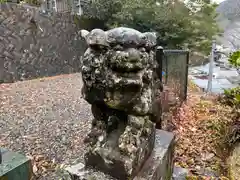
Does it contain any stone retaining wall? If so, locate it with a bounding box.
[189,52,208,67]
[0,3,87,83]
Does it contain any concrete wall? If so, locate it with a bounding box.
[0,3,87,83]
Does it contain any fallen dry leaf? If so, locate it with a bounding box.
[170,83,235,178]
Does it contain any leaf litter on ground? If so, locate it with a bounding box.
[172,82,237,179]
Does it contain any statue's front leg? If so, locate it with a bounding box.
[118,115,155,176]
[84,104,107,146]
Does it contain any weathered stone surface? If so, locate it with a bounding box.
[66,163,116,180]
[84,114,156,179]
[135,130,175,180]
[0,148,32,180]
[81,28,158,115]
[85,29,109,47]
[105,27,147,46]
[80,27,161,179]
[66,130,175,180]
[172,167,189,180]
[0,3,87,83]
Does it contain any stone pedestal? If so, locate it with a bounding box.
[66,130,175,180]
[0,148,33,180]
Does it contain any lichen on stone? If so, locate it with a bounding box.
[80,27,162,180]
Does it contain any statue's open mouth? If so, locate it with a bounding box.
[106,69,143,89]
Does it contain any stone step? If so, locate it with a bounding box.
[0,148,33,180]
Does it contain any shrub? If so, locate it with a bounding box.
[23,0,41,6]
[221,87,240,109]
[229,51,240,68]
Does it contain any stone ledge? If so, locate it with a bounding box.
[66,130,175,180]
[172,167,189,180]
[0,148,33,180]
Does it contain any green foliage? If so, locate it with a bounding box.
[223,50,240,109]
[23,0,41,6]
[229,51,240,68]
[221,53,240,151]
[83,0,220,54]
[82,0,122,20]
[0,0,7,3]
[222,87,240,108]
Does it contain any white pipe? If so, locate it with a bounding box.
[207,40,216,93]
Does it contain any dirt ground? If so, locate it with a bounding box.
[0,73,91,179]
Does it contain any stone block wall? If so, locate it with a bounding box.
[0,3,87,83]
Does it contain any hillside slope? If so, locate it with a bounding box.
[217,0,240,50]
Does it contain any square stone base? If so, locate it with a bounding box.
[66,130,175,180]
[0,148,33,180]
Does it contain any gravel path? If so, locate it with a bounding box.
[0,73,92,179]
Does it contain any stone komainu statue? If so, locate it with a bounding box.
[80,27,162,180]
